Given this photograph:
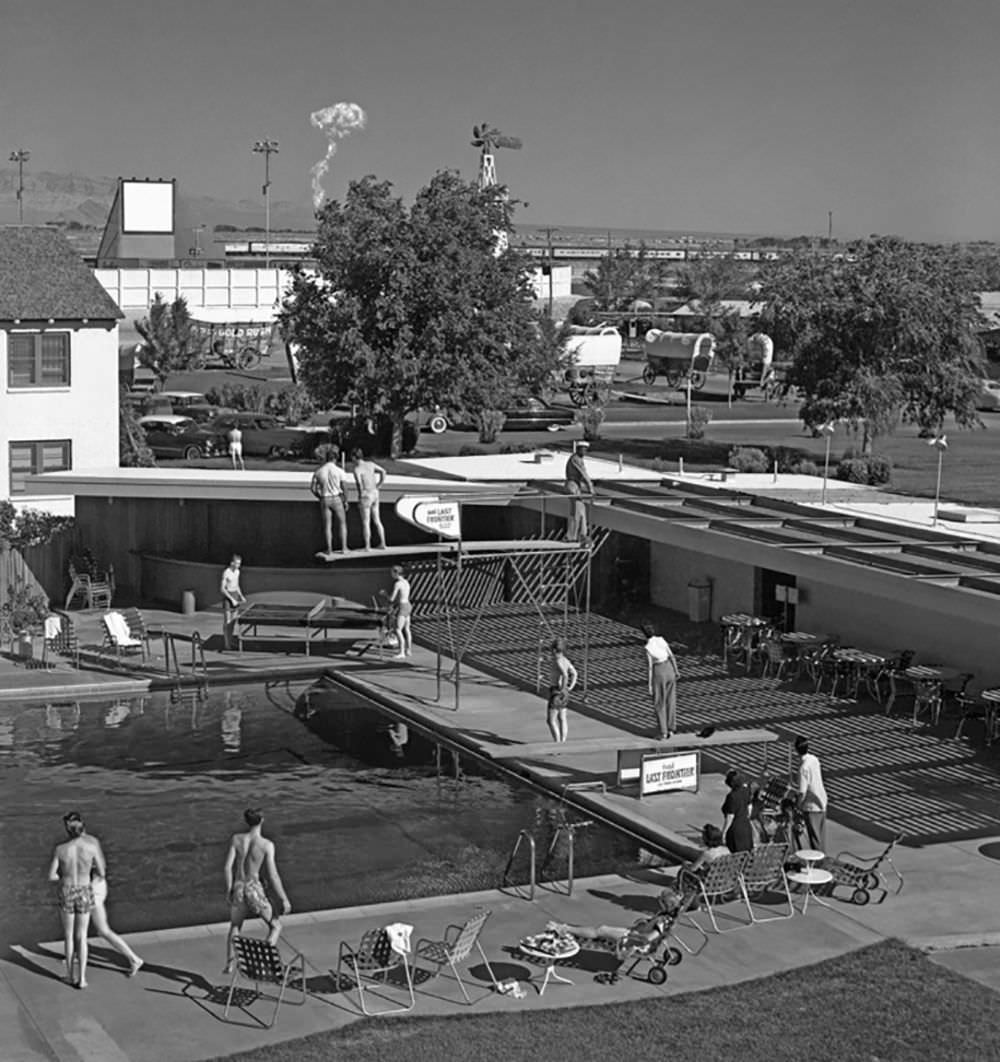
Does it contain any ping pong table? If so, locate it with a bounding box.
[234,597,387,655]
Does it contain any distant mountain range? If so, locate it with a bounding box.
[0,168,317,231]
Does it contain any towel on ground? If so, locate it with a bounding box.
[384,922,413,956]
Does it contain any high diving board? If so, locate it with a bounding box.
[481,728,782,761]
[315,539,590,563]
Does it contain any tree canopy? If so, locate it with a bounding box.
[756,239,986,449]
[581,243,662,311]
[134,295,205,385]
[279,171,562,455]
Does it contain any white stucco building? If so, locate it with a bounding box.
[0,227,124,515]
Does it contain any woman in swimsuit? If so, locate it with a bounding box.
[88,834,144,977]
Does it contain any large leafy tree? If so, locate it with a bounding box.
[280,172,562,455]
[674,254,755,368]
[134,294,205,385]
[582,243,661,311]
[756,239,985,450]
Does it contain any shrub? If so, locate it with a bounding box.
[458,445,486,456]
[791,459,820,476]
[687,404,711,440]
[727,446,769,473]
[835,453,892,485]
[329,416,418,457]
[204,384,267,413]
[477,409,507,444]
[866,453,893,485]
[500,443,533,454]
[575,404,606,442]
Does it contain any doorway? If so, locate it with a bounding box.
[756,568,797,631]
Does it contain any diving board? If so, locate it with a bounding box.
[482,728,781,760]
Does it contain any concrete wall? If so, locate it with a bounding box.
[649,542,756,622]
[94,267,293,313]
[1,325,120,513]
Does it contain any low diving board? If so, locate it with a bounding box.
[482,728,781,761]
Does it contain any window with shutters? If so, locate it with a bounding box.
[7,332,71,388]
[8,440,72,494]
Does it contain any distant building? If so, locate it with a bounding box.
[0,226,123,514]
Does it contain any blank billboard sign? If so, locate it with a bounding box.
[121,180,174,233]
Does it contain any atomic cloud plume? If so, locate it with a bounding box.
[310,102,367,208]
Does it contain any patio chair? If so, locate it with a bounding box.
[823,832,904,905]
[48,613,80,668]
[678,851,750,934]
[65,559,114,611]
[102,611,148,662]
[739,842,795,924]
[223,934,307,1028]
[413,907,498,1004]
[911,679,943,730]
[761,639,792,681]
[337,927,415,1016]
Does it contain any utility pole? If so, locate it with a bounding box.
[9,149,29,224]
[828,210,833,243]
[544,226,560,317]
[252,138,279,268]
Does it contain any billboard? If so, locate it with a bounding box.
[121,180,174,234]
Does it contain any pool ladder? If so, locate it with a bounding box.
[161,630,209,688]
[501,818,594,901]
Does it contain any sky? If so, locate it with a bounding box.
[3,0,1000,243]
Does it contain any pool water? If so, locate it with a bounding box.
[0,679,636,950]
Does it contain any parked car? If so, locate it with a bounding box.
[156,390,233,424]
[976,378,1000,412]
[427,398,576,434]
[138,415,226,461]
[205,412,323,458]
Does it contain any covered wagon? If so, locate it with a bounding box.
[641,331,716,389]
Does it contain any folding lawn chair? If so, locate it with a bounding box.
[337,927,415,1016]
[102,611,147,662]
[739,843,795,924]
[224,934,307,1028]
[413,907,498,1004]
[679,852,750,933]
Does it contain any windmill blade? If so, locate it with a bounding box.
[495,136,523,150]
[472,124,481,139]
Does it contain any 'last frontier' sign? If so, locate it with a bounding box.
[395,495,462,540]
[640,751,700,796]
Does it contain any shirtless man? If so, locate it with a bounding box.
[48,811,98,987]
[220,555,247,651]
[310,446,349,557]
[546,637,579,743]
[389,565,412,660]
[227,425,245,471]
[223,808,291,972]
[352,448,387,551]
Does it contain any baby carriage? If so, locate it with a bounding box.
[823,832,905,905]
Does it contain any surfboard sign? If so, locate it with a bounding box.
[395,495,462,539]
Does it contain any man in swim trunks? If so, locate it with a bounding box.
[48,811,98,988]
[310,445,349,557]
[220,554,247,651]
[546,637,578,743]
[389,565,412,660]
[228,425,245,471]
[224,807,291,972]
[352,448,388,550]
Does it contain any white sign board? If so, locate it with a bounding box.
[395,495,462,539]
[121,180,174,234]
[639,751,700,796]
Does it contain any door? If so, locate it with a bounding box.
[756,568,797,631]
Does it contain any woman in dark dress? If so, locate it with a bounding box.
[721,769,755,852]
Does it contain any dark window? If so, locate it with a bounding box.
[7,332,71,388]
[9,439,72,494]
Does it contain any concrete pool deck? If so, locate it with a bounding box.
[1,606,999,1059]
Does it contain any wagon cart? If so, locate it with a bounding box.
[562,326,623,407]
[641,331,716,389]
[189,311,281,372]
[729,332,775,402]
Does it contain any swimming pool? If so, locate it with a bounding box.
[0,679,637,950]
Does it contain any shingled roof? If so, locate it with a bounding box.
[0,226,123,321]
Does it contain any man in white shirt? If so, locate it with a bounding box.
[795,736,828,852]
[220,555,246,651]
[310,446,350,557]
[641,623,679,739]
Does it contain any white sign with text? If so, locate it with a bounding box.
[395,495,462,539]
[639,751,700,796]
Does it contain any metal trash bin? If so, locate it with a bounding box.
[687,579,712,623]
[181,590,197,616]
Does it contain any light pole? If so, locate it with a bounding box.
[9,149,29,224]
[252,138,279,268]
[819,420,837,505]
[929,434,948,526]
[544,226,559,317]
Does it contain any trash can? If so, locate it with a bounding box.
[687,579,712,623]
[181,590,197,616]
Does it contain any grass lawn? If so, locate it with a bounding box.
[210,940,1000,1062]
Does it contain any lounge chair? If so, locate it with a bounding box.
[413,907,497,1004]
[337,927,415,1016]
[739,843,795,924]
[679,851,751,934]
[224,934,307,1028]
[823,833,904,905]
[102,611,148,661]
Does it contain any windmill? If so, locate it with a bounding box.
[472,123,522,253]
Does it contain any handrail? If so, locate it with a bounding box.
[190,631,208,679]
[501,830,536,901]
[540,819,593,896]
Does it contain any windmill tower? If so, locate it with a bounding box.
[472,123,522,252]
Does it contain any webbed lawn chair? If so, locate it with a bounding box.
[224,934,307,1028]
[679,851,750,933]
[65,559,114,611]
[102,611,148,662]
[413,907,498,1004]
[337,927,415,1016]
[739,843,795,924]
[824,833,904,905]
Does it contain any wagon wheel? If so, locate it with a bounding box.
[237,346,262,370]
[568,384,589,407]
[641,363,658,386]
[689,370,708,391]
[665,367,683,388]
